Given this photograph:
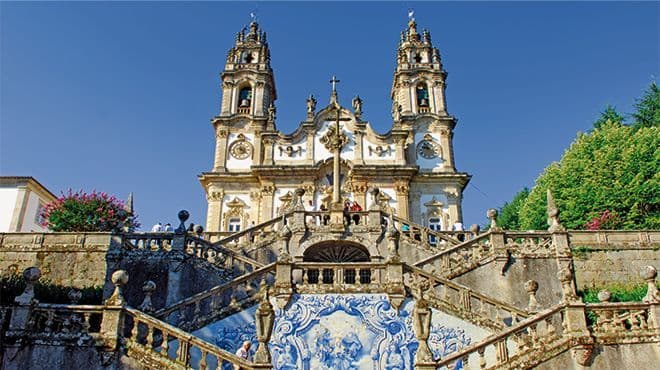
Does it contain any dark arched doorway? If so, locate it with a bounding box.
[301,241,371,284]
[303,241,370,262]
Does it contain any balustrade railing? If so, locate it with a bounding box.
[435,304,566,370]
[293,262,387,293]
[414,232,493,276]
[15,304,106,345]
[504,232,554,256]
[124,307,257,370]
[186,235,264,272]
[122,232,174,251]
[585,302,657,343]
[392,215,472,249]
[154,263,276,331]
[404,264,529,330]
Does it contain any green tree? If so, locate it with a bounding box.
[495,188,530,230]
[519,121,659,230]
[632,81,660,129]
[592,105,625,130]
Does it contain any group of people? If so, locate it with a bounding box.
[150,222,173,232]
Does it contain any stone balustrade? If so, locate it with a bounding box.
[293,262,387,294]
[569,230,659,249]
[414,232,493,277]
[404,264,530,330]
[124,307,263,370]
[435,304,567,370]
[585,301,658,344]
[392,215,472,248]
[121,232,174,251]
[154,263,276,332]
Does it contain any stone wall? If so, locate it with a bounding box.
[453,257,563,311]
[536,343,660,370]
[1,345,141,370]
[572,248,660,288]
[0,232,112,288]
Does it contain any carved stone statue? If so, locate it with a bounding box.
[306,94,317,115]
[352,95,363,117]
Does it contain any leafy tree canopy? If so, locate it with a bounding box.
[593,105,624,130]
[495,188,529,230]
[519,121,659,230]
[632,81,660,129]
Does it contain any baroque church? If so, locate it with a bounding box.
[1,13,658,370]
[199,18,470,234]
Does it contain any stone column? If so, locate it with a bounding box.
[305,129,315,164]
[263,138,274,166]
[213,128,229,171]
[261,185,275,221]
[445,190,462,224]
[413,297,436,369]
[274,226,293,309]
[438,128,454,172]
[354,129,365,165]
[254,81,266,117]
[9,185,30,231]
[394,137,406,165]
[395,182,410,220]
[254,286,275,364]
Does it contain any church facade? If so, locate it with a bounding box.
[199,19,471,233]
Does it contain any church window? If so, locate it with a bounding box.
[241,52,254,63]
[228,218,241,232]
[414,52,423,63]
[416,83,429,108]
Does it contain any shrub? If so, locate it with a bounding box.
[0,274,103,305]
[41,189,139,232]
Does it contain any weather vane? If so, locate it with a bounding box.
[250,10,258,23]
[408,9,414,21]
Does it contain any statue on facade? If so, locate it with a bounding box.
[352,95,363,117]
[306,94,317,116]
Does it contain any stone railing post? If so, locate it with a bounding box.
[138,280,156,313]
[254,285,275,365]
[412,297,436,369]
[101,270,128,349]
[642,266,659,329]
[274,224,293,309]
[557,267,589,338]
[167,210,189,306]
[8,267,40,335]
[525,280,540,312]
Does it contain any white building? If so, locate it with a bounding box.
[0,176,56,232]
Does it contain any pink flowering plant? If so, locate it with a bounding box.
[585,210,622,230]
[41,189,140,232]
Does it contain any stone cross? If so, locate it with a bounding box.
[329,75,340,93]
[328,109,351,205]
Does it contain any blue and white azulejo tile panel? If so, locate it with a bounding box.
[193,294,492,370]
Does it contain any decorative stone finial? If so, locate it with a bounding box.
[105,270,129,306]
[293,188,306,211]
[557,266,578,302]
[546,189,565,232]
[642,265,659,303]
[597,290,611,303]
[524,280,540,312]
[138,280,156,313]
[194,225,204,236]
[469,224,480,236]
[487,208,500,231]
[175,210,189,234]
[15,267,41,305]
[254,282,275,364]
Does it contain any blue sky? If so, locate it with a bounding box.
[1,1,658,229]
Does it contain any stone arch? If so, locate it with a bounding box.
[303,241,370,262]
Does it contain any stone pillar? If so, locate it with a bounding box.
[412,298,436,369]
[395,182,410,220]
[354,129,365,165]
[274,226,293,309]
[394,137,406,165]
[167,211,189,305]
[101,270,128,349]
[305,129,315,164]
[438,128,454,171]
[263,138,274,166]
[254,286,275,364]
[213,128,229,171]
[261,185,275,221]
[445,190,462,224]
[8,267,40,335]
